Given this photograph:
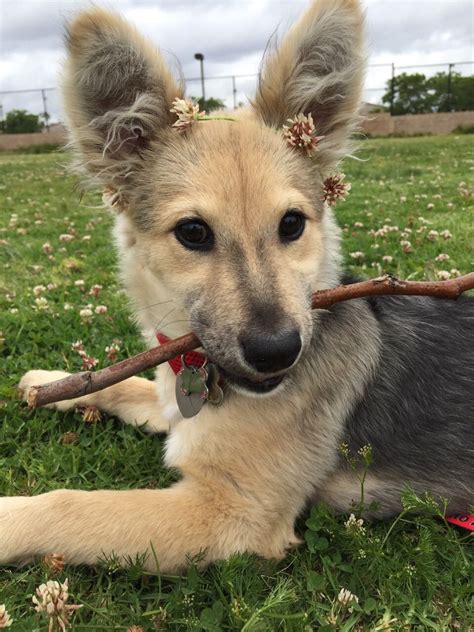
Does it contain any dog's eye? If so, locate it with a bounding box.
[279,210,306,242]
[174,219,214,251]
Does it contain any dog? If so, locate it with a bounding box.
[1,0,472,573]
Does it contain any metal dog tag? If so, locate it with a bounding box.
[206,363,224,406]
[175,366,209,418]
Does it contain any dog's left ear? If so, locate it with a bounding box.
[253,0,365,168]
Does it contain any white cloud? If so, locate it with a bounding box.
[0,0,472,120]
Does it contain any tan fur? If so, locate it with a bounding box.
[1,0,369,572]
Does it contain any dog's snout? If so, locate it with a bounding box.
[240,330,302,373]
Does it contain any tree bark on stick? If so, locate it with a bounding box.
[26,273,474,409]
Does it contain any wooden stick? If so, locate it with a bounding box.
[27,273,474,408]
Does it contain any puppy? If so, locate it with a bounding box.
[2,0,472,572]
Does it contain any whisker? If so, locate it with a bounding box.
[134,299,175,314]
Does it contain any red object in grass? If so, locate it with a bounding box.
[446,513,474,531]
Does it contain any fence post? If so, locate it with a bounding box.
[0,103,4,133]
[232,76,237,110]
[390,63,395,116]
[447,63,454,112]
[41,89,50,132]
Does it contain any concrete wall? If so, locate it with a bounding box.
[0,128,67,150]
[0,112,473,148]
[361,110,474,137]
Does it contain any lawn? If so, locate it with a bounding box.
[0,136,473,631]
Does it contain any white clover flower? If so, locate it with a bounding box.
[450,268,461,277]
[426,203,435,210]
[63,303,74,311]
[382,255,393,264]
[440,229,452,240]
[74,280,85,288]
[32,578,81,632]
[435,253,450,262]
[170,97,206,132]
[42,242,53,254]
[95,305,107,315]
[400,196,407,202]
[283,113,324,156]
[33,285,47,296]
[59,234,74,243]
[349,251,365,260]
[105,341,121,362]
[436,270,451,280]
[79,308,93,322]
[322,173,351,205]
[344,513,365,532]
[89,284,103,298]
[427,230,439,241]
[0,604,13,628]
[354,222,364,228]
[337,587,359,608]
[35,297,49,310]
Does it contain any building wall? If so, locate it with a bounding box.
[0,112,473,148]
[0,128,67,150]
[361,111,474,137]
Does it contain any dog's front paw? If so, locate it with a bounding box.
[19,370,75,411]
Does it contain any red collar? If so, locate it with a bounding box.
[156,332,207,375]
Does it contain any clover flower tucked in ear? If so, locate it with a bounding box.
[282,113,324,156]
[170,97,206,132]
[323,173,351,206]
[0,604,13,628]
[32,579,81,632]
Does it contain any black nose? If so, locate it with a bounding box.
[240,330,302,373]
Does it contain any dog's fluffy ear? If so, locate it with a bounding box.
[253,0,365,169]
[62,8,182,192]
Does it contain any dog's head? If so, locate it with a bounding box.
[62,0,365,395]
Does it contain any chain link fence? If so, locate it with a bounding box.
[1,61,472,130]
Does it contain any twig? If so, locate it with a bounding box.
[27,273,474,408]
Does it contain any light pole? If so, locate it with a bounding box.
[194,53,205,104]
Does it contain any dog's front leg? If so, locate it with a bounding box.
[0,479,277,572]
[19,371,169,433]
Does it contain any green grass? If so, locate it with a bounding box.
[1,136,473,631]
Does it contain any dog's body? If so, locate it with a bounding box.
[1,0,472,572]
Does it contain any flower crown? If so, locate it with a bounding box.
[102,99,350,211]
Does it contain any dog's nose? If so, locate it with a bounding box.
[240,330,302,373]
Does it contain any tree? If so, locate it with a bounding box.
[382,73,435,115]
[193,97,226,112]
[382,72,474,115]
[4,109,43,134]
[427,72,474,112]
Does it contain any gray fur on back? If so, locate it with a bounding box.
[333,290,473,512]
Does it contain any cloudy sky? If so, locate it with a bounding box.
[0,0,472,122]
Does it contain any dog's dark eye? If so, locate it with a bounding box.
[174,219,214,251]
[279,210,306,242]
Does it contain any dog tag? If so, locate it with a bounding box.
[206,363,224,406]
[175,366,209,418]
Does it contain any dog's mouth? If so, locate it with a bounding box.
[218,366,286,394]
